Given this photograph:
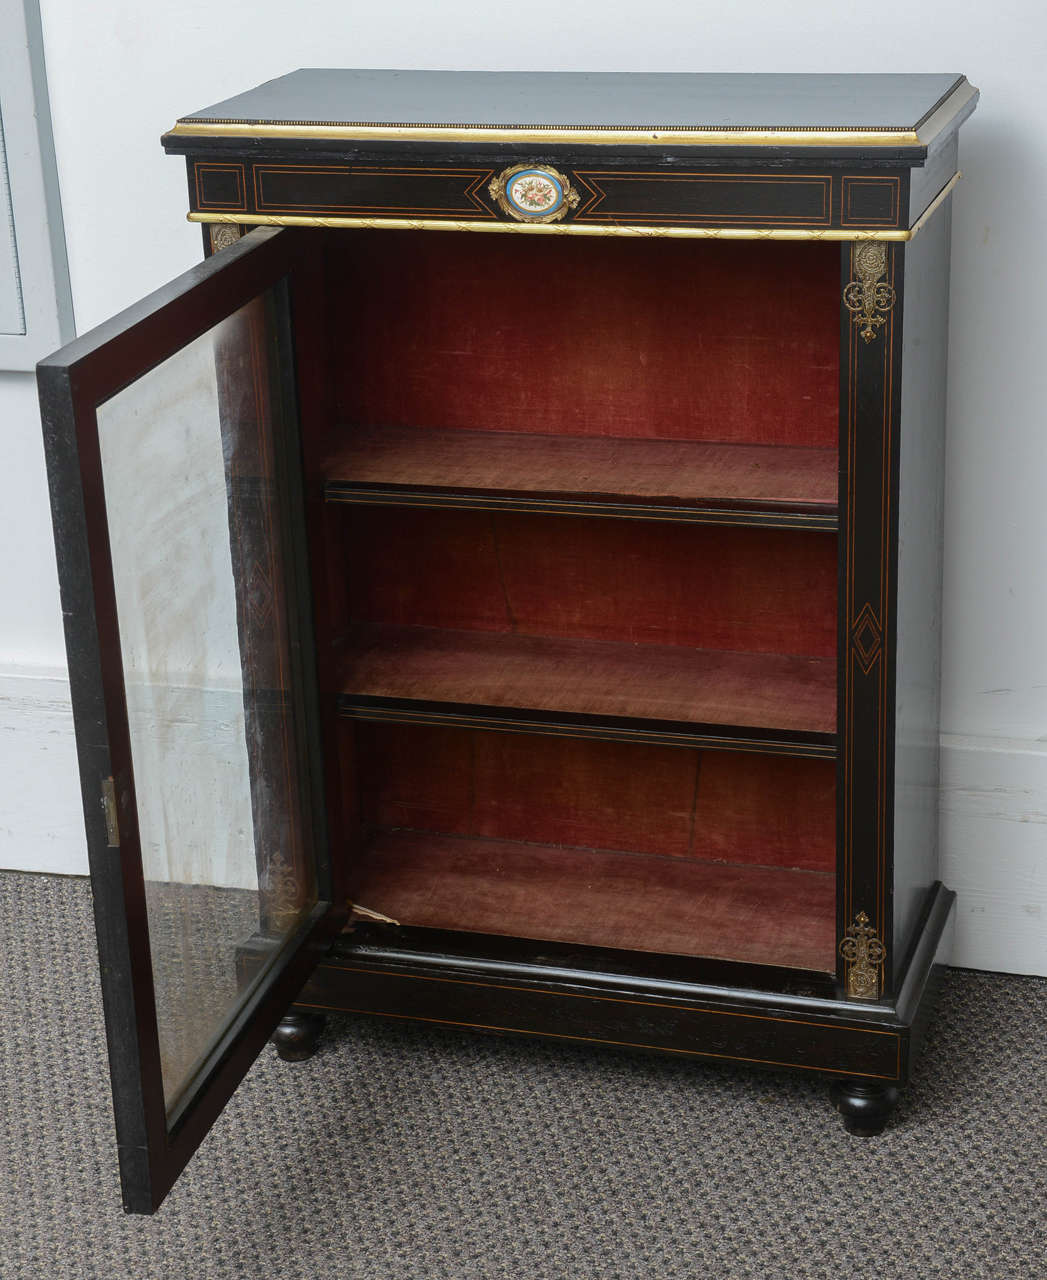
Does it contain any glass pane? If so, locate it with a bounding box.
[95,291,317,1116]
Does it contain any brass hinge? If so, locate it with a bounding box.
[101,776,120,848]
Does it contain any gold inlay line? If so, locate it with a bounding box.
[187,171,962,243]
[171,119,922,148]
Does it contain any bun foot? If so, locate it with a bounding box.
[830,1079,900,1136]
[272,1011,326,1062]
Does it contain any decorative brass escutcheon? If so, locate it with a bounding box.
[840,910,886,999]
[209,223,243,253]
[263,847,308,933]
[843,241,896,343]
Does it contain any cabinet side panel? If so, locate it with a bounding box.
[893,212,951,965]
[908,135,958,226]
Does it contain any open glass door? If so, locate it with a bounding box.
[38,228,343,1213]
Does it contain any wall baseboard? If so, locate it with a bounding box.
[941,734,1047,977]
[2,672,1044,976]
[0,668,86,875]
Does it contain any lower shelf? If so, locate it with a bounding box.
[349,830,836,973]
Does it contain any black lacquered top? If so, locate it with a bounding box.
[173,70,973,142]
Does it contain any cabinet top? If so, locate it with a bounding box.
[168,69,977,152]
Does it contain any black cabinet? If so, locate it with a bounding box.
[38,70,977,1213]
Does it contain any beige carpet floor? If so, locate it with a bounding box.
[0,871,1044,1279]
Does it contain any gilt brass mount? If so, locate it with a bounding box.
[840,911,887,1000]
[209,223,243,253]
[488,164,580,223]
[844,241,896,343]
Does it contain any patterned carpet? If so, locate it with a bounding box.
[0,871,1043,1280]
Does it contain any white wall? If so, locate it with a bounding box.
[0,370,83,873]
[1,0,1044,971]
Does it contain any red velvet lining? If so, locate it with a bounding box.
[343,508,838,658]
[341,625,836,735]
[351,830,836,971]
[325,427,839,512]
[318,230,843,965]
[355,723,836,872]
[325,232,840,447]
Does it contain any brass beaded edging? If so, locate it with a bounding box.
[187,172,960,242]
[171,119,921,147]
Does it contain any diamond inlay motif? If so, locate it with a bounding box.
[246,561,274,626]
[851,603,882,674]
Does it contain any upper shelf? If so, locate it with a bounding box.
[323,426,838,530]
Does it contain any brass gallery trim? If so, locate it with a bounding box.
[173,119,922,147]
[190,211,912,241]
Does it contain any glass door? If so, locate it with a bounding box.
[38,227,342,1213]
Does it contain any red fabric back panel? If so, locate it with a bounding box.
[344,507,838,657]
[326,232,840,447]
[355,723,835,872]
[691,750,835,871]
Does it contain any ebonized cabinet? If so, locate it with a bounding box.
[38,70,978,1213]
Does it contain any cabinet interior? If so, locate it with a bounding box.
[302,229,841,975]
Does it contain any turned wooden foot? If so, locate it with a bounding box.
[271,1011,326,1062]
[830,1079,900,1136]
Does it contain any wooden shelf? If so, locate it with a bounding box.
[324,426,838,530]
[350,830,836,973]
[338,624,836,756]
